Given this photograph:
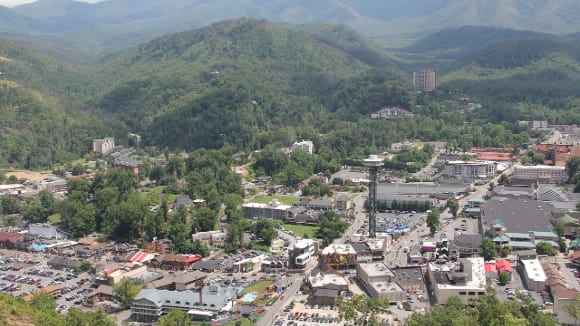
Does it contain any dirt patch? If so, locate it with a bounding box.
[4,171,49,182]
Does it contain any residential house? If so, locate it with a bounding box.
[496,259,513,281]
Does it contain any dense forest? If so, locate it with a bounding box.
[1,19,567,168]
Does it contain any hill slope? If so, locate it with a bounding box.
[0,37,124,169]
[94,19,411,150]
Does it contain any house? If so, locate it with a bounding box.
[485,263,498,280]
[427,257,486,304]
[131,284,240,323]
[357,262,405,302]
[85,285,115,304]
[307,272,348,305]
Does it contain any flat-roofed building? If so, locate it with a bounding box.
[92,137,115,154]
[519,258,547,291]
[413,69,437,92]
[427,257,486,304]
[292,140,314,154]
[444,160,495,178]
[288,239,318,270]
[357,262,405,302]
[512,165,568,184]
[242,200,290,220]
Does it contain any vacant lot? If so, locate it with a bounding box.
[282,223,319,238]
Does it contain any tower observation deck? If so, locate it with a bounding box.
[363,155,383,238]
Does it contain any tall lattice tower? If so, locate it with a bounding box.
[363,155,383,238]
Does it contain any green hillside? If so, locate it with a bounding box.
[94,19,411,151]
[0,37,124,169]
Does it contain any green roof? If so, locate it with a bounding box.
[532,231,558,239]
[508,241,536,249]
[505,233,531,240]
[468,198,486,203]
[465,207,481,212]
[570,239,580,249]
[493,235,510,242]
[492,219,504,228]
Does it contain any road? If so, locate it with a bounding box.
[256,274,302,326]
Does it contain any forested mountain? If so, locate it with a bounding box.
[0,37,124,169]
[3,0,580,56]
[93,19,411,151]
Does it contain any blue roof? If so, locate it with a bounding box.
[464,207,481,212]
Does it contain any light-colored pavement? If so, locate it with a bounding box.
[257,274,302,326]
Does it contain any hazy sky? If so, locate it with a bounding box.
[0,0,105,7]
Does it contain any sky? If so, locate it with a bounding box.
[0,0,105,7]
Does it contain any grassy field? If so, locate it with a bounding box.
[140,185,177,206]
[243,280,273,295]
[251,195,299,205]
[282,223,319,238]
[224,317,253,326]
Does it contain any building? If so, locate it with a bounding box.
[496,259,513,281]
[150,271,208,291]
[288,239,318,270]
[174,195,193,210]
[95,263,148,286]
[191,231,226,248]
[0,232,24,249]
[0,184,25,195]
[113,154,142,175]
[427,257,486,304]
[334,193,352,211]
[371,106,413,120]
[92,137,115,154]
[47,256,82,271]
[319,244,357,270]
[131,285,240,323]
[390,142,416,151]
[519,257,546,291]
[292,140,314,154]
[192,260,222,273]
[357,262,405,302]
[444,160,495,178]
[347,241,372,263]
[481,198,558,251]
[307,272,348,305]
[232,255,267,273]
[152,254,201,271]
[512,165,568,184]
[449,234,482,258]
[28,223,71,240]
[413,69,437,92]
[242,200,290,220]
[551,213,580,238]
[391,267,426,293]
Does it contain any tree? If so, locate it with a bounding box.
[498,173,510,186]
[315,211,348,247]
[71,164,85,176]
[559,238,568,253]
[427,209,440,235]
[499,271,510,285]
[149,165,166,184]
[536,241,557,256]
[482,237,497,261]
[191,240,210,257]
[30,292,56,312]
[563,295,580,325]
[113,277,141,306]
[158,309,191,326]
[337,294,389,325]
[64,308,116,326]
[447,199,460,218]
[254,218,276,245]
[0,195,20,215]
[567,157,580,181]
[194,206,218,232]
[555,221,566,238]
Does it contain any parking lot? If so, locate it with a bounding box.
[0,249,95,313]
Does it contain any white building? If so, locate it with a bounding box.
[241,199,290,220]
[512,165,567,184]
[288,239,318,270]
[292,140,314,154]
[428,257,486,304]
[356,262,405,302]
[191,231,226,247]
[92,137,115,154]
[444,160,495,178]
[520,258,547,291]
[390,142,416,151]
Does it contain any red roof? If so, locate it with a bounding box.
[477,155,512,161]
[485,263,497,274]
[496,259,513,273]
[130,251,148,263]
[185,256,201,263]
[471,147,514,153]
[544,160,554,165]
[0,232,23,244]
